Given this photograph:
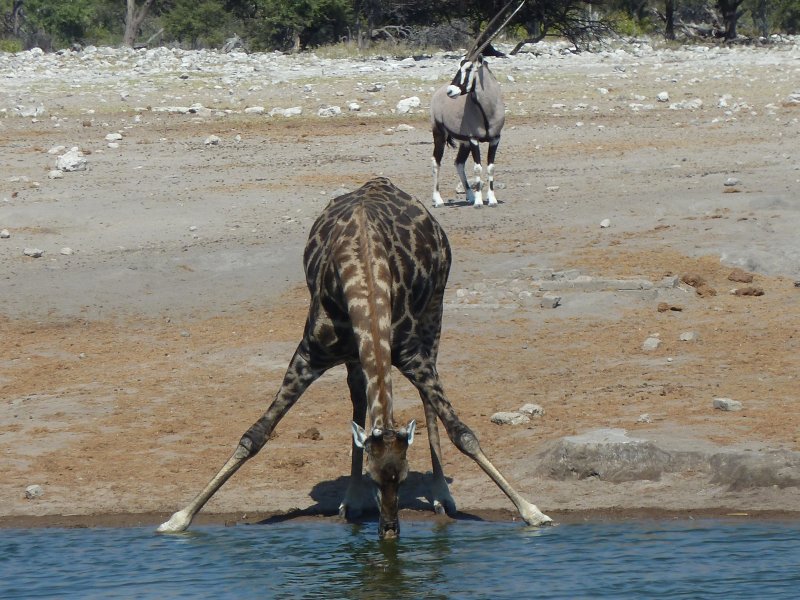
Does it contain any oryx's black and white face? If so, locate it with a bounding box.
[352,420,416,539]
[446,56,484,98]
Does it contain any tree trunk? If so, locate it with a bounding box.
[665,0,676,40]
[716,0,742,40]
[123,0,156,47]
[754,0,768,38]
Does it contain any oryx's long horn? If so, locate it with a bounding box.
[466,0,527,61]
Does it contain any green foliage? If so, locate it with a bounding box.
[22,0,96,48]
[163,0,232,48]
[0,37,22,52]
[3,0,800,52]
[244,0,353,51]
[606,9,655,36]
[770,0,800,33]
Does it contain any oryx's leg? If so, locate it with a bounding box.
[157,345,322,533]
[423,398,456,515]
[469,139,484,207]
[432,128,446,207]
[486,140,500,206]
[454,143,477,206]
[339,363,373,519]
[403,360,552,526]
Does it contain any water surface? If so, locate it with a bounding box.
[2,519,799,599]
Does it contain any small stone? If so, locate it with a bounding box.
[656,91,670,102]
[642,336,661,351]
[318,106,342,117]
[56,147,87,172]
[519,403,545,417]
[490,412,531,426]
[244,106,265,114]
[60,247,73,255]
[713,397,743,411]
[348,102,361,111]
[733,286,764,297]
[679,331,699,342]
[204,135,221,145]
[48,169,64,179]
[540,295,561,309]
[724,177,740,187]
[23,248,44,258]
[105,132,123,142]
[298,427,322,440]
[25,484,43,499]
[0,229,9,239]
[637,413,653,423]
[600,218,611,228]
[396,96,421,114]
[728,268,754,283]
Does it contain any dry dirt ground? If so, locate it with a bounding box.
[1,44,799,528]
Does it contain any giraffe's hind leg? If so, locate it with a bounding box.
[157,346,322,533]
[338,363,374,519]
[405,361,551,526]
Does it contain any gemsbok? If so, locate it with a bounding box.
[431,0,526,208]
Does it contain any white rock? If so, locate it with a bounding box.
[713,397,743,411]
[348,102,361,111]
[105,132,123,141]
[724,177,740,187]
[490,412,531,426]
[56,147,87,172]
[396,96,421,114]
[60,247,73,255]
[25,484,44,499]
[244,106,265,114]
[637,413,653,423]
[540,294,561,309]
[0,229,10,239]
[318,106,342,117]
[679,331,699,342]
[642,336,661,351]
[48,145,66,155]
[48,170,64,179]
[23,248,44,258]
[15,105,45,118]
[519,403,545,417]
[600,218,611,228]
[204,135,221,145]
[395,123,414,132]
[656,91,670,102]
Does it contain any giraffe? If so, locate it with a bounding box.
[157,177,551,538]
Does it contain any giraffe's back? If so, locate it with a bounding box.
[302,178,451,368]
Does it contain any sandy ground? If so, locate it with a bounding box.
[2,42,799,528]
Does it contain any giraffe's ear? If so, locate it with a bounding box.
[405,419,416,446]
[352,422,368,449]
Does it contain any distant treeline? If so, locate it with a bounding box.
[2,0,799,52]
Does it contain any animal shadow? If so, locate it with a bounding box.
[256,471,484,525]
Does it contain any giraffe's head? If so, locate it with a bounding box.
[352,420,416,539]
